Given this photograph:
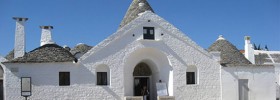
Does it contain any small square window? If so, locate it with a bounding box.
[143,27,155,40]
[59,72,70,86]
[97,72,107,85]
[187,72,195,84]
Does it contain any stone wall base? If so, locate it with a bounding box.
[124,96,143,100]
[157,96,175,100]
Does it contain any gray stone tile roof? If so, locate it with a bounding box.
[255,53,272,64]
[254,50,280,64]
[208,36,252,65]
[271,54,280,63]
[70,43,93,56]
[5,50,14,61]
[119,0,154,29]
[5,44,77,63]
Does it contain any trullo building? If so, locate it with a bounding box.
[0,0,278,100]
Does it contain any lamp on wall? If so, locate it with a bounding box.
[21,77,31,100]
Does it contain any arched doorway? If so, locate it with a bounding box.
[124,48,173,100]
[133,62,152,100]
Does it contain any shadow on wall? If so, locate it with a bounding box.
[102,86,121,100]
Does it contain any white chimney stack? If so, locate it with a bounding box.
[40,26,55,46]
[13,17,28,58]
[244,36,255,64]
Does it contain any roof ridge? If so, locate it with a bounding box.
[29,44,61,53]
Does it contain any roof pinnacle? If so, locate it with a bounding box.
[119,0,154,29]
[217,35,225,40]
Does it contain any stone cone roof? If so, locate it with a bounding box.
[119,0,154,29]
[208,36,252,65]
[70,43,93,56]
[5,50,14,61]
[6,44,77,63]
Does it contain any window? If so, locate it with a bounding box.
[143,27,155,40]
[186,65,198,85]
[59,72,70,86]
[96,64,110,86]
[97,72,107,85]
[187,72,195,84]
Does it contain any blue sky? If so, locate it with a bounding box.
[0,0,279,56]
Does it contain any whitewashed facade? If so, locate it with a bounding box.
[222,65,275,100]
[1,0,278,100]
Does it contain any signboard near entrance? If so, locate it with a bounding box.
[156,82,168,96]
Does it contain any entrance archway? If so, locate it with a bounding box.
[133,63,152,100]
[124,48,173,100]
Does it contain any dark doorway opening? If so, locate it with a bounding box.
[134,77,150,100]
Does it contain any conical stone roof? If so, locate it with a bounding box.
[6,44,77,63]
[70,43,93,55]
[208,36,252,65]
[119,0,154,29]
[5,50,14,61]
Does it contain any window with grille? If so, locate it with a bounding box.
[143,27,155,40]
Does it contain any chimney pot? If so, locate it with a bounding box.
[245,36,250,40]
[13,17,28,21]
[40,26,53,29]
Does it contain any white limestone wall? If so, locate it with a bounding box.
[275,64,280,99]
[222,65,275,100]
[3,63,122,100]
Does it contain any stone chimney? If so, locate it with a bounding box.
[13,17,28,58]
[40,26,55,46]
[244,36,255,64]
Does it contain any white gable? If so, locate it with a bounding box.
[80,11,213,61]
[78,11,222,99]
